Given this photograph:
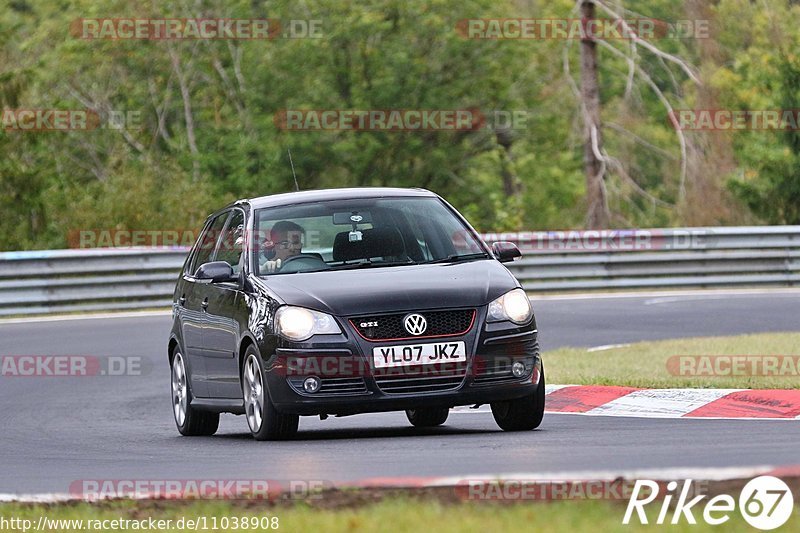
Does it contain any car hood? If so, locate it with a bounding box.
[257,260,519,316]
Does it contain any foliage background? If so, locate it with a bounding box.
[1,0,798,250]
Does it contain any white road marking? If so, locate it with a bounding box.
[0,310,171,325]
[530,288,800,302]
[587,343,631,352]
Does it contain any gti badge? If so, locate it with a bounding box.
[403,313,427,336]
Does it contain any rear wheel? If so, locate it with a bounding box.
[406,407,449,427]
[242,347,298,441]
[491,365,545,432]
[171,350,219,436]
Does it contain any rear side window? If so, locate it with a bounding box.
[188,212,229,275]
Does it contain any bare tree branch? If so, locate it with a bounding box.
[594,0,703,85]
[227,42,247,96]
[149,76,174,146]
[624,41,637,100]
[595,38,689,202]
[606,122,679,160]
[167,43,200,181]
[64,83,146,155]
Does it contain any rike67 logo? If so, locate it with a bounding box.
[624,476,794,530]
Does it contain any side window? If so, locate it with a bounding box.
[216,210,245,274]
[188,212,229,275]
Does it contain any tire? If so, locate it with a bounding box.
[242,347,299,441]
[406,407,449,427]
[171,349,219,436]
[491,364,545,432]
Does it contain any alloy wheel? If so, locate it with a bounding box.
[171,353,188,427]
[243,354,264,433]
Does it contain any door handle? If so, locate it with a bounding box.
[178,295,186,306]
[201,297,209,310]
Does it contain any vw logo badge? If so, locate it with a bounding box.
[404,313,427,336]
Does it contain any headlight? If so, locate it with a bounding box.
[487,288,532,324]
[275,306,341,341]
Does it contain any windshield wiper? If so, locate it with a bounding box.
[328,259,415,271]
[279,254,488,273]
[422,252,491,265]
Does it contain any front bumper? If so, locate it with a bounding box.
[264,306,541,416]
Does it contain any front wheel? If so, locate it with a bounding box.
[406,407,449,427]
[171,350,219,436]
[242,347,298,441]
[491,365,545,432]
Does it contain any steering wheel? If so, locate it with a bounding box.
[278,254,330,273]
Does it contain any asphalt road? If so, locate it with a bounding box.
[1,289,798,494]
[535,289,800,349]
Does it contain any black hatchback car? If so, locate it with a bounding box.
[168,188,544,440]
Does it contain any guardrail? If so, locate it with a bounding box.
[0,226,798,316]
[0,248,186,316]
[499,226,800,292]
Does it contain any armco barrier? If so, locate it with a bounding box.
[0,248,187,316]
[501,226,800,292]
[0,226,798,316]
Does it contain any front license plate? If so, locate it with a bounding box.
[372,341,466,369]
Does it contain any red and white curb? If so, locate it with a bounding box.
[451,385,800,419]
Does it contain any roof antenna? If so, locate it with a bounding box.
[287,148,300,192]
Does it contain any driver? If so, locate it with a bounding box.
[261,220,305,273]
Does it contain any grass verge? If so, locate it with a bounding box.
[545,332,800,389]
[1,497,795,533]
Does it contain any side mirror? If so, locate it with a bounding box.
[491,241,522,263]
[195,261,237,283]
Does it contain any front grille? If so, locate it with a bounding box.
[350,309,475,341]
[287,376,368,395]
[374,363,467,394]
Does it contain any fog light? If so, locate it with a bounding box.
[303,376,321,393]
[511,361,526,377]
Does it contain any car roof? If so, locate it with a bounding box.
[237,187,438,210]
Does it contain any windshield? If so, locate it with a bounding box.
[252,196,488,275]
